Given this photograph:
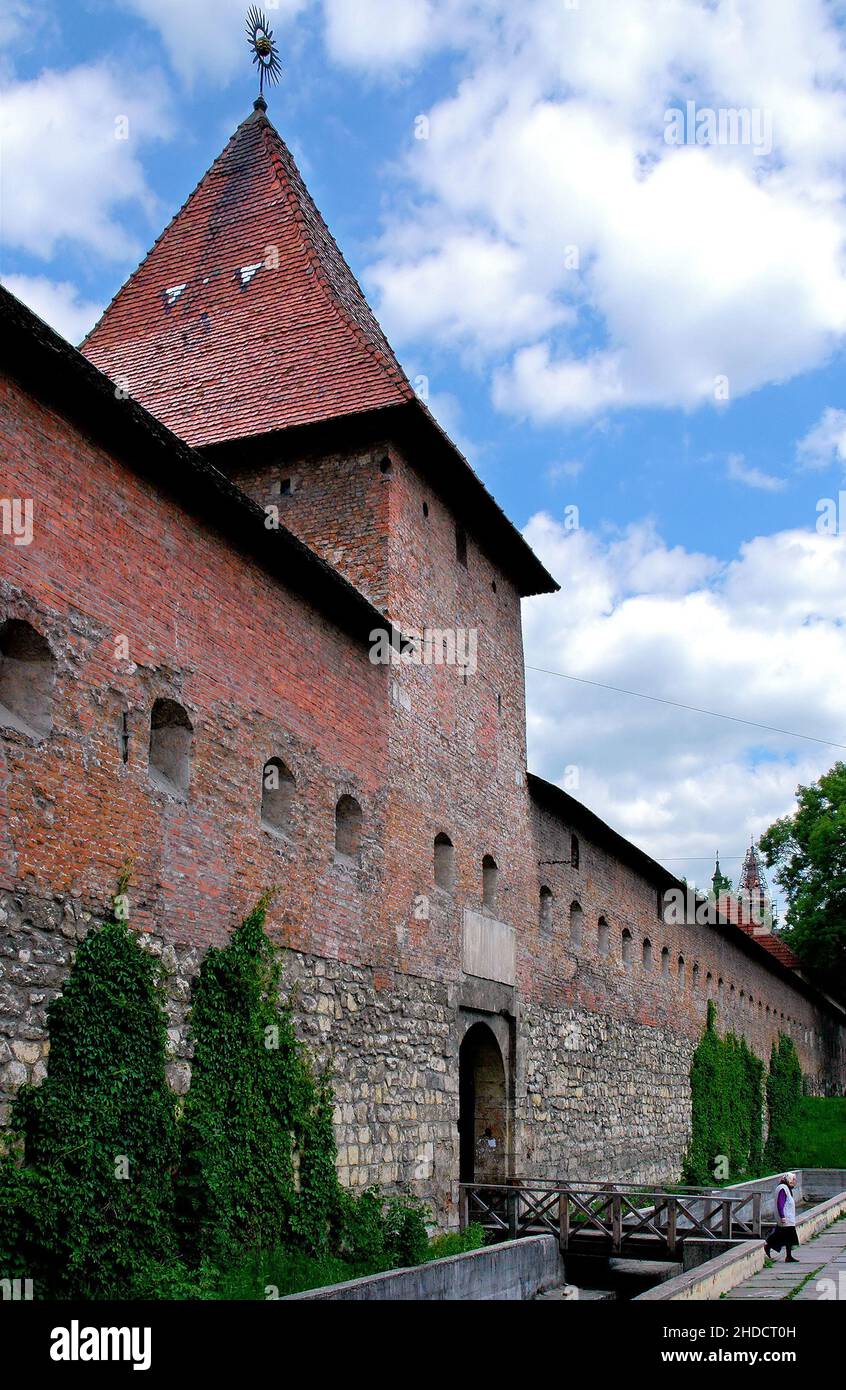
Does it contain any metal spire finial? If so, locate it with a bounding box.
[246,7,282,100]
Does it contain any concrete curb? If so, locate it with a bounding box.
[634,1191,846,1301]
[284,1233,563,1301]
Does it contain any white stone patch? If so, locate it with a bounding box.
[390,680,412,712]
[413,1143,434,1180]
[238,263,264,287]
[164,284,185,307]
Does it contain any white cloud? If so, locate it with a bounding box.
[522,515,846,887]
[322,0,474,70]
[118,0,307,85]
[115,0,460,86]
[0,0,35,52]
[796,407,846,471]
[726,453,786,492]
[493,344,626,421]
[1,63,171,260]
[361,0,846,421]
[369,231,572,356]
[546,459,583,484]
[1,275,103,345]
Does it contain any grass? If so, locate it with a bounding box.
[669,1097,846,1192]
[783,1265,822,1301]
[215,1248,385,1299]
[782,1098,846,1169]
[213,1222,487,1300]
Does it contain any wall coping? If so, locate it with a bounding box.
[716,1167,846,1193]
[283,1233,561,1301]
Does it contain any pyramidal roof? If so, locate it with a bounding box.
[82,99,415,447]
[739,842,771,898]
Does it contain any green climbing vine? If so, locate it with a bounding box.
[177,892,340,1262]
[764,1032,804,1171]
[0,877,179,1298]
[685,1005,807,1186]
[683,1000,764,1185]
[177,891,430,1272]
[1,882,431,1299]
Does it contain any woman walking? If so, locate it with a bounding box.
[764,1172,799,1263]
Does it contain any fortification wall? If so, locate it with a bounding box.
[1,371,844,1230]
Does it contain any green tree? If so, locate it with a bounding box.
[0,889,179,1298]
[759,762,846,999]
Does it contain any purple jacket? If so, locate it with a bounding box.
[776,1182,796,1225]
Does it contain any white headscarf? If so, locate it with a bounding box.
[781,1172,797,1185]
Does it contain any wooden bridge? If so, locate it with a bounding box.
[460,1179,763,1255]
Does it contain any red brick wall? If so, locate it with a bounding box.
[530,800,842,1087]
[230,444,392,612]
[0,375,390,959]
[206,428,845,1089]
[2,368,844,1198]
[379,442,536,984]
[224,435,537,985]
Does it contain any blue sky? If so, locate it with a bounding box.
[3,0,846,894]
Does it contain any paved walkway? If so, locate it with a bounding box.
[722,1218,846,1301]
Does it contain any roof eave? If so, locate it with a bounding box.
[1,287,385,646]
[202,398,560,599]
[527,772,846,1022]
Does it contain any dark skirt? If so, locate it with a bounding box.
[765,1224,798,1253]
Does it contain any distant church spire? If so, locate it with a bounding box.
[739,840,770,897]
[738,839,772,927]
[711,852,731,897]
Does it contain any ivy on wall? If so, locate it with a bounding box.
[178,892,339,1263]
[684,1003,807,1186]
[0,884,431,1299]
[683,1000,765,1186]
[0,883,179,1298]
[764,1032,804,1172]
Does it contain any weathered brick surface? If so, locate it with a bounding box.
[1,369,845,1232]
[230,444,392,612]
[529,800,841,1091]
[0,376,389,963]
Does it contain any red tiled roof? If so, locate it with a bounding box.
[713,891,801,968]
[735,924,801,969]
[82,101,414,447]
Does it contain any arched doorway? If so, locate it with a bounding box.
[459,1022,507,1183]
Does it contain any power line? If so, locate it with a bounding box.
[659,855,746,862]
[525,666,846,752]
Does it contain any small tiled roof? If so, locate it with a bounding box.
[713,890,801,969]
[734,923,802,969]
[82,100,415,447]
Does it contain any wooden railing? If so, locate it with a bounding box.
[459,1180,762,1254]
